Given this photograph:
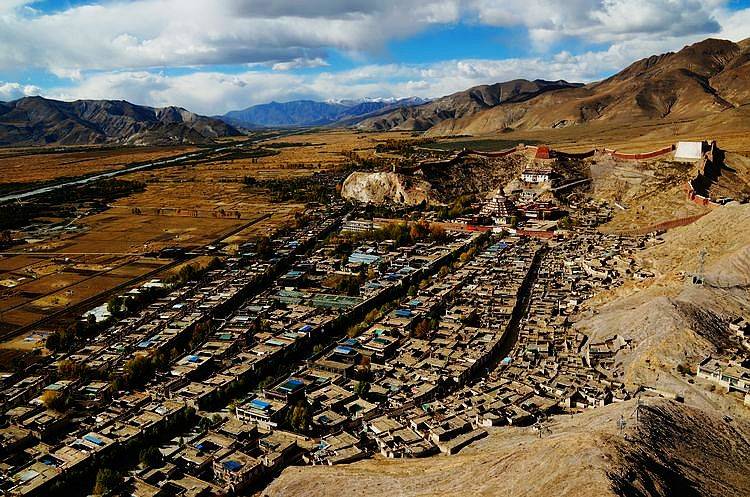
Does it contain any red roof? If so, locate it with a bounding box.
[535,146,552,159]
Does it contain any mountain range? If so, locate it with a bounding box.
[0,37,749,147]
[0,97,240,147]
[355,79,583,131]
[358,38,750,136]
[220,97,429,128]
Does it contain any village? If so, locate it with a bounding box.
[1,138,748,497]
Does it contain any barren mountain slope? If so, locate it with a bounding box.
[0,96,240,146]
[265,399,750,497]
[426,38,750,136]
[578,203,750,411]
[356,79,581,132]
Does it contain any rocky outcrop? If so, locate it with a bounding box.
[340,171,433,205]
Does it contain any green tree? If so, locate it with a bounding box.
[93,468,122,496]
[139,447,163,468]
[355,380,370,399]
[41,390,67,412]
[255,235,273,258]
[288,402,311,433]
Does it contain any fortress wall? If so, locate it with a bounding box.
[611,145,675,160]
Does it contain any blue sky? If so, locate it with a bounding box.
[1,0,750,114]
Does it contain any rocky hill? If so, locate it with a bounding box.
[265,398,750,497]
[340,152,529,205]
[429,38,750,136]
[357,79,581,132]
[0,96,241,146]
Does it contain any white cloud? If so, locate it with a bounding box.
[0,0,463,75]
[38,48,643,114]
[0,81,41,101]
[4,0,750,114]
[272,57,330,71]
[0,0,737,77]
[468,0,723,47]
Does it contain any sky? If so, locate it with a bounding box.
[1,0,750,114]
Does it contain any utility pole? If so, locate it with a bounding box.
[633,396,642,427]
[692,249,707,285]
[618,414,627,436]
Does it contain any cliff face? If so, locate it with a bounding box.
[340,171,433,205]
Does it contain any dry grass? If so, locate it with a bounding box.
[0,146,197,186]
[435,109,750,154]
[0,130,378,342]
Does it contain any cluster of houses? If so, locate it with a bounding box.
[0,183,668,496]
[0,202,351,496]
[696,317,750,406]
[346,230,646,459]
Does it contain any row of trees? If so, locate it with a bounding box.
[322,272,365,297]
[374,137,436,154]
[331,220,448,259]
[434,194,478,220]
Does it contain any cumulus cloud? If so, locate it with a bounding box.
[0,0,463,75]
[272,57,330,71]
[0,81,41,101]
[40,45,653,114]
[468,0,723,47]
[0,0,738,76]
[4,0,750,114]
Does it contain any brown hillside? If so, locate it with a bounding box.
[356,79,581,131]
[369,38,750,137]
[265,399,750,497]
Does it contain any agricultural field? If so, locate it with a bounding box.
[0,129,404,355]
[0,145,198,192]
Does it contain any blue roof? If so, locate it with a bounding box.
[84,434,104,446]
[395,309,412,317]
[187,355,200,363]
[334,345,356,355]
[299,324,313,332]
[278,378,304,393]
[348,252,380,265]
[250,399,271,410]
[40,455,61,467]
[223,460,243,472]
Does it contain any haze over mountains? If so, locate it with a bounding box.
[220,97,429,128]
